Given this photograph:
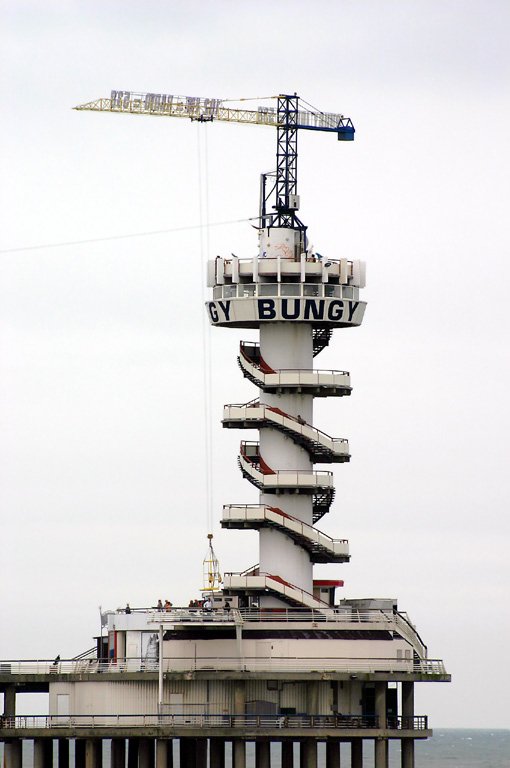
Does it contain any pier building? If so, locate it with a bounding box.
[1,93,450,767]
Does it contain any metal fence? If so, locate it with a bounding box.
[1,714,428,731]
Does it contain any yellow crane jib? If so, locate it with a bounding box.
[73,91,355,139]
[74,90,354,236]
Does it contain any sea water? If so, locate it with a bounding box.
[1,729,509,767]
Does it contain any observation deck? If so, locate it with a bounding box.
[0,608,447,680]
[206,256,366,329]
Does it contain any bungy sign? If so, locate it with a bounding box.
[206,297,366,327]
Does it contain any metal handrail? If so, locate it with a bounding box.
[0,713,429,730]
[0,657,447,676]
[239,344,349,376]
[239,444,334,481]
[224,401,349,446]
[223,504,348,549]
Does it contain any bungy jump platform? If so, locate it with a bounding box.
[1,92,450,768]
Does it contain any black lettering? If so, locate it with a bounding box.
[327,300,344,321]
[208,302,219,323]
[258,299,277,319]
[304,299,325,321]
[348,301,360,322]
[218,300,231,321]
[282,299,301,320]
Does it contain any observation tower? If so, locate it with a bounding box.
[0,92,450,768]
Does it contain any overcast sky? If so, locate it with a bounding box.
[1,0,509,729]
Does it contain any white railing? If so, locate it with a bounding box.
[0,657,446,677]
[238,357,351,392]
[1,712,429,730]
[223,573,330,610]
[222,505,349,557]
[238,452,334,489]
[213,282,359,301]
[224,404,349,458]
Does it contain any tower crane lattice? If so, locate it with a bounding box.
[74,91,354,236]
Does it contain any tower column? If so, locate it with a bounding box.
[179,739,196,767]
[34,738,53,768]
[75,740,86,768]
[255,740,270,768]
[3,741,22,768]
[195,738,207,768]
[326,739,341,768]
[401,682,415,768]
[138,738,154,768]
[350,739,362,768]
[233,740,246,768]
[111,739,126,768]
[300,739,317,768]
[374,681,388,768]
[58,738,70,768]
[232,680,246,768]
[281,740,294,768]
[3,686,16,720]
[209,738,225,768]
[156,739,171,768]
[84,739,99,768]
[127,739,139,768]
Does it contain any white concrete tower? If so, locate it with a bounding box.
[207,95,366,609]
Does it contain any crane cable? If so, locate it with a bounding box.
[197,123,215,537]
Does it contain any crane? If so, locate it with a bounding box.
[74,91,354,238]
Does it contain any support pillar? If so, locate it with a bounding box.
[300,739,317,768]
[58,738,70,768]
[255,740,270,768]
[94,740,103,768]
[139,739,154,768]
[156,739,171,768]
[127,739,139,768]
[232,679,246,768]
[209,738,225,768]
[233,680,246,715]
[195,739,207,768]
[281,741,293,768]
[85,739,99,768]
[180,739,196,767]
[3,686,16,719]
[3,740,22,768]
[401,682,415,768]
[374,682,388,768]
[374,738,388,768]
[306,682,320,716]
[75,740,86,768]
[351,739,362,768]
[34,738,53,768]
[326,739,340,768]
[233,739,246,768]
[111,739,126,768]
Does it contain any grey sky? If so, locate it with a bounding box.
[1,0,509,728]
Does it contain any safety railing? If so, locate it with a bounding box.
[0,656,447,676]
[212,283,359,301]
[224,402,349,452]
[0,713,428,731]
[222,505,349,556]
[238,445,334,488]
[223,572,331,610]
